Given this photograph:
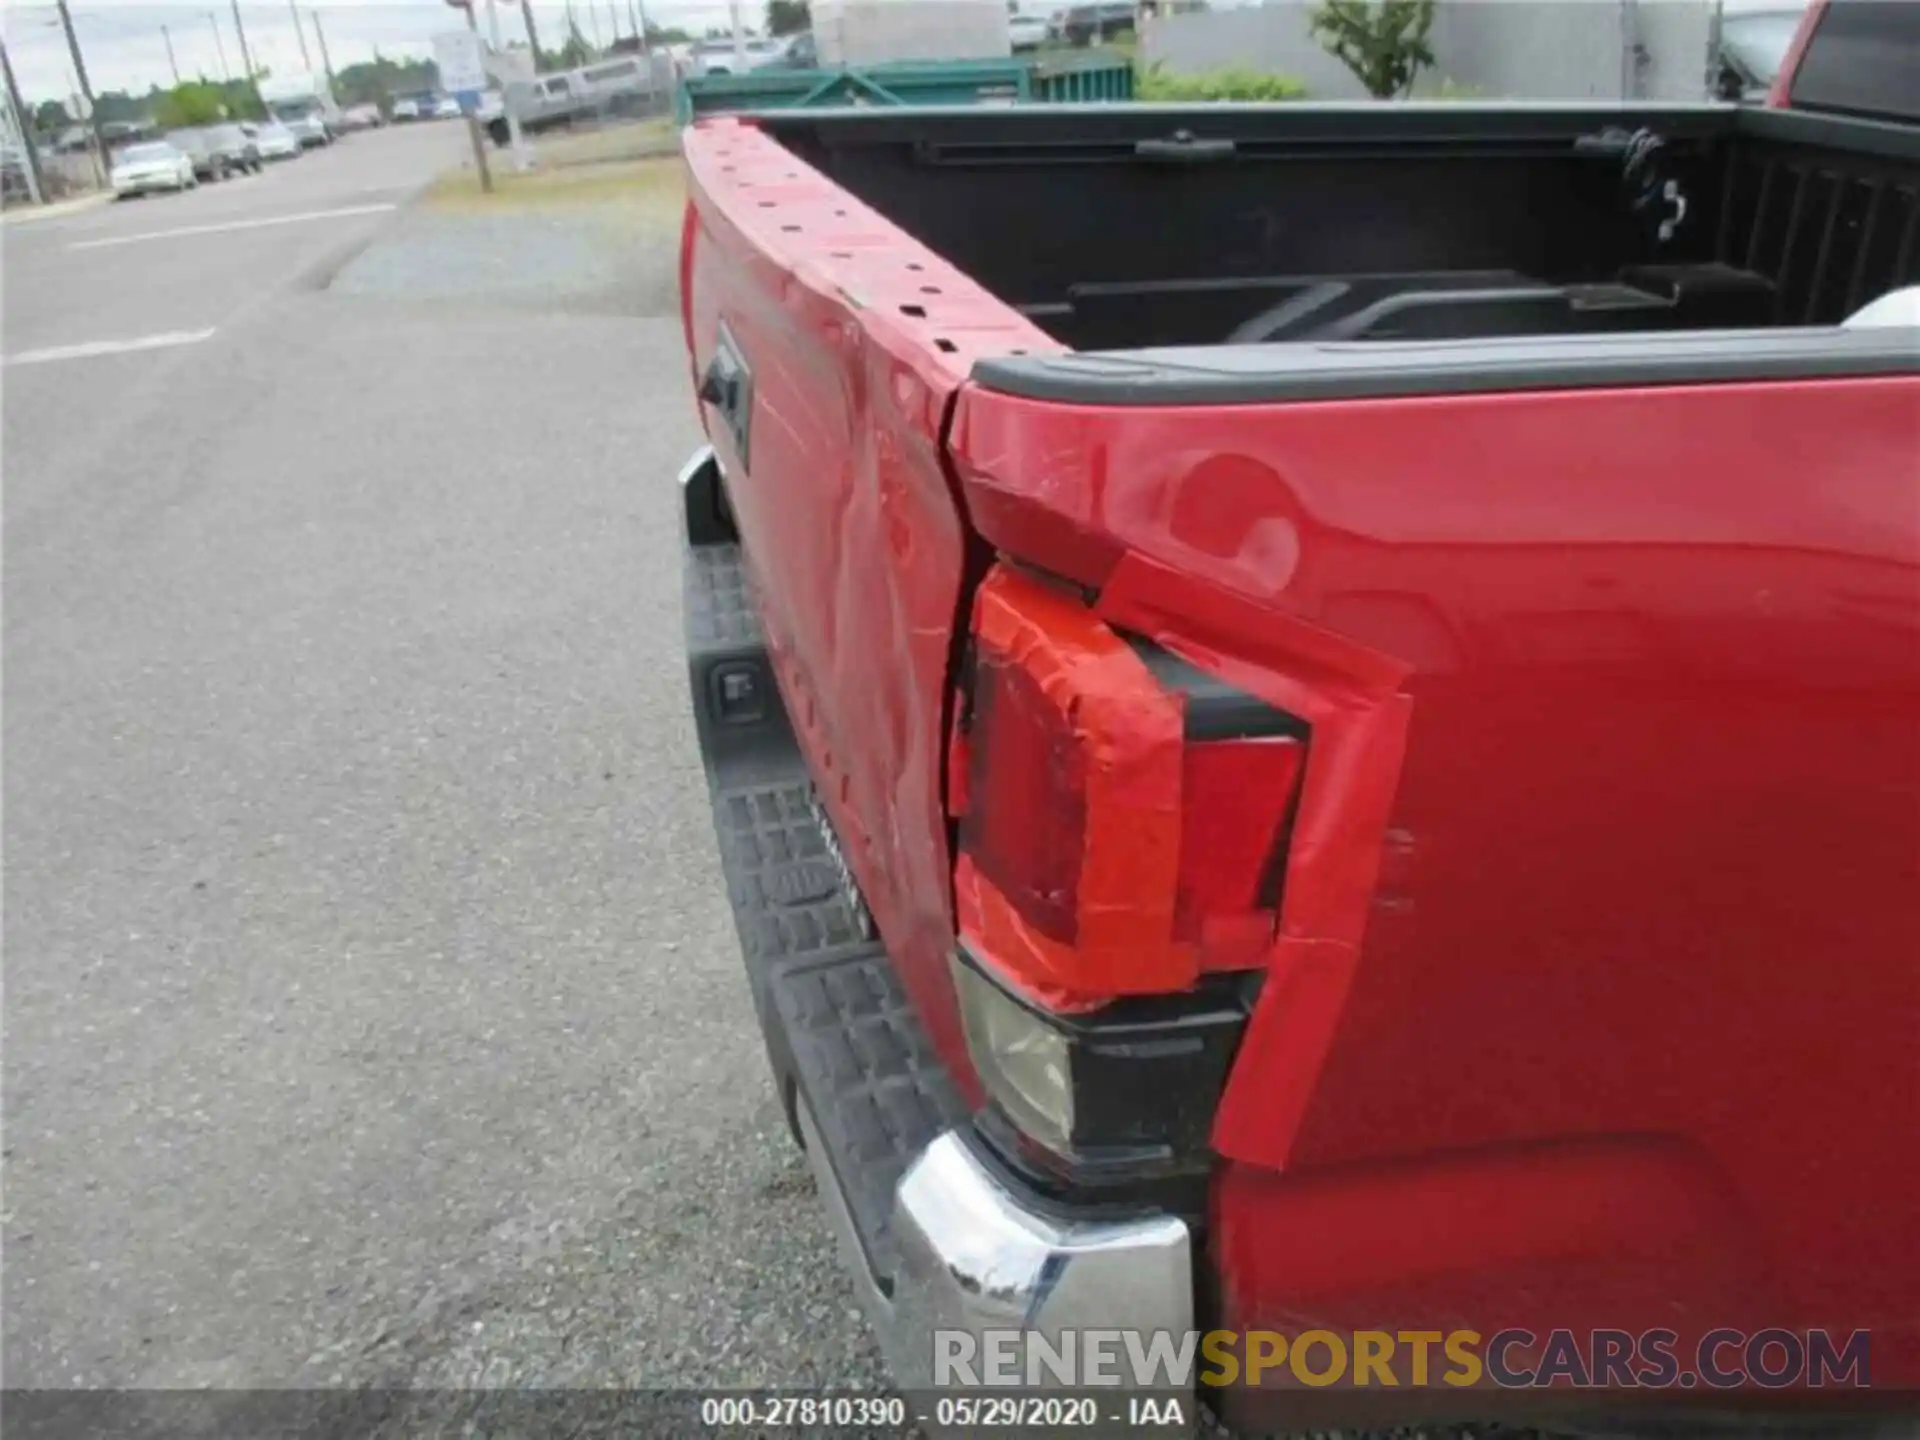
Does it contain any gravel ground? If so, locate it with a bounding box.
[6,147,1620,1440]
[328,158,685,319]
[4,157,878,1400]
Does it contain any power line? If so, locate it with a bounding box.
[310,9,336,93]
[288,0,314,68]
[230,0,257,84]
[208,11,233,81]
[519,0,545,72]
[1,39,47,203]
[53,0,109,180]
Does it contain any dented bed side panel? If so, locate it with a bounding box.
[679,120,1057,1097]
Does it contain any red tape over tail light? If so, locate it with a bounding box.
[955,566,1187,1004]
[952,565,1308,1009]
[1177,737,1306,971]
[959,648,1089,943]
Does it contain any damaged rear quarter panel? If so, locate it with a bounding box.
[949,373,1920,1359]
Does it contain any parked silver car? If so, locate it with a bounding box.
[249,120,303,161]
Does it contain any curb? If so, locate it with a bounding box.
[2,192,112,226]
[297,176,438,293]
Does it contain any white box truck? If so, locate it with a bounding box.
[811,0,1013,66]
[257,72,342,147]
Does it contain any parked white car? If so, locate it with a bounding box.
[249,120,302,160]
[689,37,788,76]
[1009,14,1051,48]
[433,95,464,119]
[109,141,197,197]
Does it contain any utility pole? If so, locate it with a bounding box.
[520,0,545,72]
[310,10,336,94]
[208,11,233,80]
[162,24,182,84]
[0,39,45,204]
[290,0,314,68]
[54,0,110,184]
[630,0,651,54]
[461,4,494,194]
[604,1,620,46]
[728,0,746,67]
[231,0,258,84]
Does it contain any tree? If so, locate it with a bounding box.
[554,18,594,67]
[1309,0,1435,99]
[88,89,155,126]
[152,82,229,129]
[332,56,436,110]
[610,24,689,52]
[766,0,810,36]
[217,79,265,120]
[33,99,70,134]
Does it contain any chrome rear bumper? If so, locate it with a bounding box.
[891,1131,1194,1390]
[796,1109,1195,1414]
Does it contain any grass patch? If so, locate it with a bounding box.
[1134,64,1307,102]
[1035,36,1137,64]
[533,118,679,169]
[425,152,685,217]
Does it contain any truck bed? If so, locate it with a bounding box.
[677,64,1920,1424]
[754,102,1918,357]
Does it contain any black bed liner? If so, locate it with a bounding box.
[753,93,1918,407]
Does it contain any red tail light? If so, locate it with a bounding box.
[958,648,1087,944]
[951,565,1307,1009]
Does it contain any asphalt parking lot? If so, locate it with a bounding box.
[4,123,881,1394]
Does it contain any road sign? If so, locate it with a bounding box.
[434,26,494,196]
[432,29,488,95]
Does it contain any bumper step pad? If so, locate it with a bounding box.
[684,515,966,1290]
[775,950,967,1290]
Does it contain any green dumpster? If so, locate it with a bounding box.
[1032,54,1137,104]
[676,55,1134,126]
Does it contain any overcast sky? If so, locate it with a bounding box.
[2,0,745,102]
[6,0,1801,111]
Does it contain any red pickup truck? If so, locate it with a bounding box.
[676,0,1916,1431]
